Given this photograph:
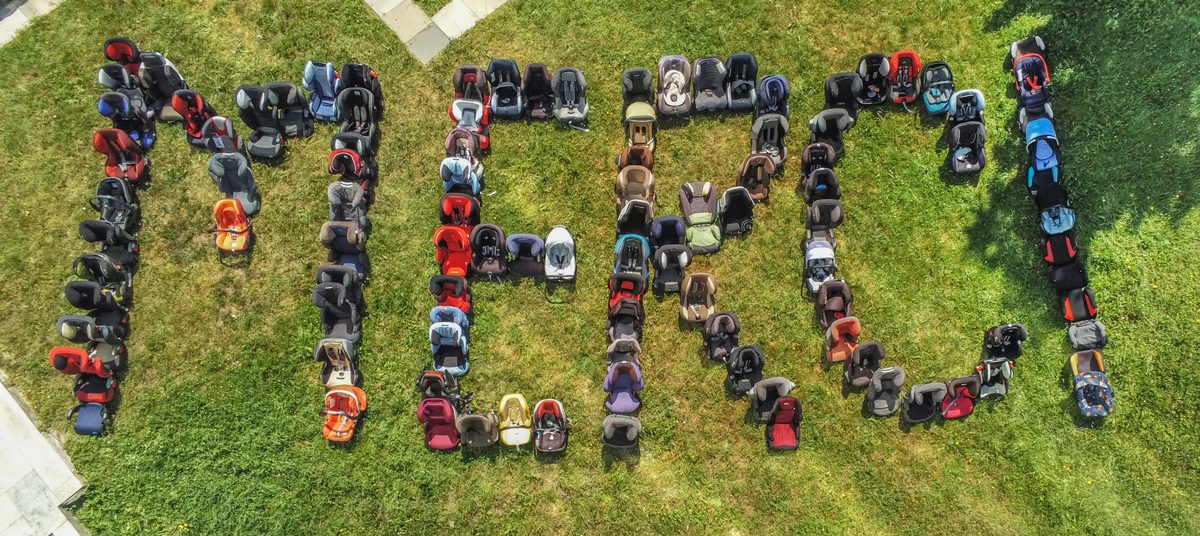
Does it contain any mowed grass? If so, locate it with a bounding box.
[0,0,1197,534]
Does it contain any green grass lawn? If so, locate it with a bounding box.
[1,0,1198,534]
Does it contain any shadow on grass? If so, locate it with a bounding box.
[602,445,641,470]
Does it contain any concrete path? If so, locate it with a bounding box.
[0,375,86,536]
[365,0,509,64]
[0,0,62,46]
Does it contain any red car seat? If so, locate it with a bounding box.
[93,129,149,184]
[434,226,471,277]
[429,275,471,315]
[417,397,459,450]
[765,396,802,451]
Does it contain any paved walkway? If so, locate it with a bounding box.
[0,375,86,536]
[0,0,61,46]
[365,0,508,64]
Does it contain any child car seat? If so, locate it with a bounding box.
[750,377,795,422]
[445,127,483,167]
[718,187,755,236]
[624,102,657,152]
[1034,184,1075,235]
[680,182,722,255]
[78,224,139,284]
[469,224,508,277]
[522,63,554,119]
[1071,349,1107,377]
[1011,37,1051,108]
[313,282,361,343]
[976,357,1014,400]
[802,168,842,204]
[67,402,109,436]
[328,180,370,233]
[103,37,141,74]
[845,341,885,388]
[601,414,642,449]
[171,90,218,148]
[616,145,655,171]
[604,361,645,414]
[430,322,469,376]
[209,153,260,216]
[440,156,483,197]
[902,382,947,424]
[317,264,365,311]
[920,61,954,114]
[138,52,188,120]
[430,305,470,334]
[429,275,471,315]
[801,142,838,180]
[89,176,141,233]
[74,373,117,404]
[1061,287,1099,322]
[314,338,361,387]
[456,410,500,448]
[1025,118,1060,193]
[341,63,384,117]
[652,244,691,294]
[649,216,686,251]
[235,84,284,159]
[608,273,647,308]
[439,193,481,233]
[617,199,654,237]
[333,133,379,187]
[983,323,1028,359]
[887,50,923,104]
[302,61,342,121]
[765,397,802,451]
[1042,230,1079,266]
[948,89,985,124]
[737,153,776,201]
[679,273,717,323]
[450,98,491,150]
[607,298,645,343]
[856,53,890,105]
[1068,319,1107,351]
[726,345,765,395]
[942,375,981,419]
[616,165,656,207]
[487,59,523,119]
[416,369,461,401]
[824,316,861,363]
[499,394,532,447]
[57,314,126,349]
[613,234,651,279]
[656,55,693,115]
[506,233,545,277]
[703,312,740,362]
[815,279,852,330]
[950,122,987,173]
[545,226,576,282]
[320,221,369,276]
[50,346,115,378]
[622,67,655,107]
[453,64,489,102]
[338,88,380,149]
[199,116,248,158]
[607,340,643,366]
[866,366,906,416]
[805,240,837,294]
[417,397,458,450]
[756,74,790,118]
[265,81,315,138]
[322,386,368,442]
[725,53,759,111]
[211,199,251,252]
[552,67,589,124]
[808,109,855,157]
[1074,371,1115,418]
[751,113,790,166]
[434,225,472,277]
[98,92,155,149]
[1051,262,1089,294]
[692,56,729,112]
[94,129,150,185]
[533,399,570,453]
[824,73,863,119]
[71,253,133,306]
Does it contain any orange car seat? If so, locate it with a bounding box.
[434,225,471,277]
[212,199,251,252]
[824,316,861,362]
[321,386,367,442]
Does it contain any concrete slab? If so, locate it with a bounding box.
[461,0,507,19]
[364,0,403,14]
[0,381,86,535]
[380,0,431,43]
[405,23,450,64]
[431,0,479,41]
[19,0,63,18]
[0,9,30,45]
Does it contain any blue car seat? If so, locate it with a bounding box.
[756,75,790,119]
[303,61,341,121]
[68,402,108,435]
[1035,183,1075,235]
[98,92,155,149]
[613,234,651,279]
[1025,117,1060,193]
